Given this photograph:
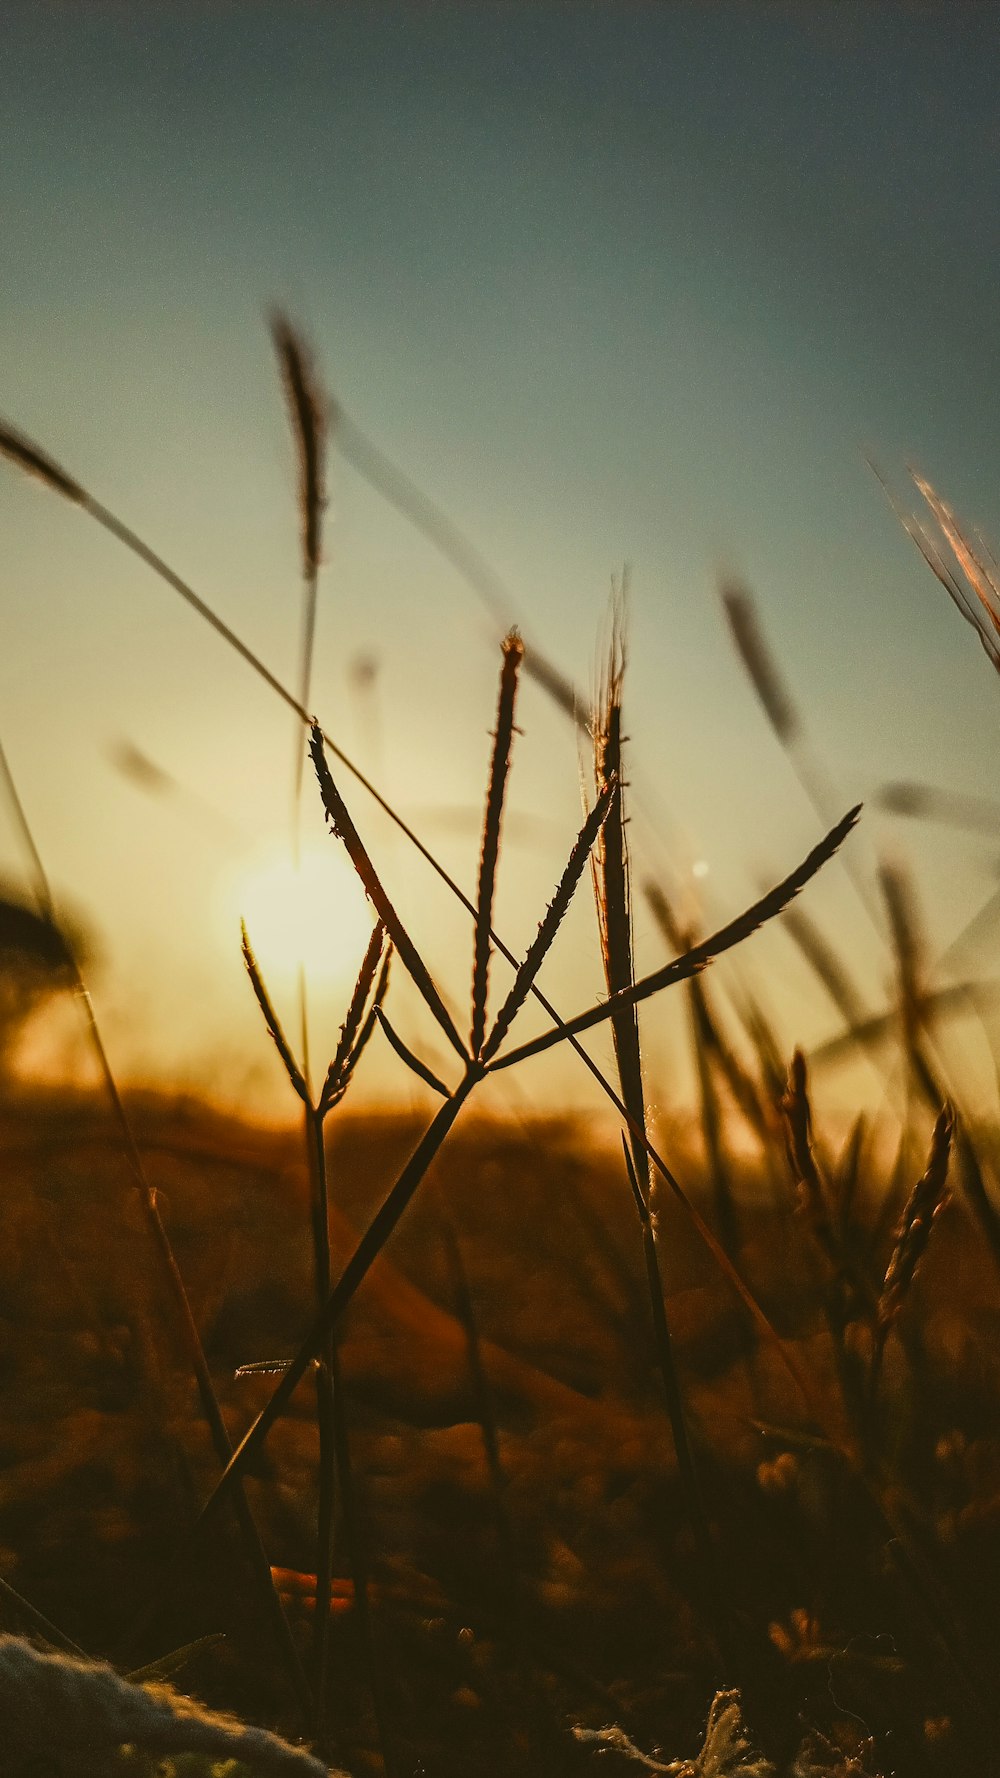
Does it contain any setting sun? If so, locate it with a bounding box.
[229,839,375,995]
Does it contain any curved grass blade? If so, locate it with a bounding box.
[490,804,862,1072]
[376,1007,450,1097]
[308,724,467,1059]
[471,630,523,1056]
[480,776,618,1065]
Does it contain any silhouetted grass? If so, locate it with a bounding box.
[0,325,998,1778]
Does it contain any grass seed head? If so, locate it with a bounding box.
[878,1104,954,1331]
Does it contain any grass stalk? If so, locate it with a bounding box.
[489,804,861,1070]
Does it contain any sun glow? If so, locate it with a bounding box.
[230,841,375,995]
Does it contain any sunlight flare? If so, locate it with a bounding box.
[228,841,374,994]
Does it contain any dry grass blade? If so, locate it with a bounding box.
[721,581,800,744]
[481,776,618,1065]
[240,922,310,1106]
[471,631,524,1056]
[877,1104,954,1334]
[0,419,84,504]
[376,1007,450,1097]
[270,311,327,581]
[492,804,862,1072]
[308,724,467,1059]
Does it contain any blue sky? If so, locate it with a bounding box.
[1,2,998,1119]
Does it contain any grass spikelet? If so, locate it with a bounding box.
[0,419,85,504]
[721,581,800,744]
[591,599,648,1188]
[270,311,327,581]
[877,1104,954,1337]
[240,922,310,1105]
[910,471,1000,673]
[320,921,389,1102]
[491,804,862,1070]
[376,1006,450,1097]
[471,630,524,1056]
[481,776,618,1065]
[781,1050,841,1278]
[308,724,467,1059]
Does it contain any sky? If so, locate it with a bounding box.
[1,1,999,1128]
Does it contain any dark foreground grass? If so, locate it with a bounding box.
[0,1086,997,1777]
